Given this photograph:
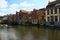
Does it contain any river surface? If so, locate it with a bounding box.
[0,26,60,40]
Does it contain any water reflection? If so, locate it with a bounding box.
[22,32,34,40]
[0,27,17,40]
[0,28,8,40]
[1,26,60,40]
[39,35,48,40]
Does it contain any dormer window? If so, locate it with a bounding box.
[55,3,60,7]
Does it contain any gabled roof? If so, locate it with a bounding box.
[20,10,27,13]
[47,0,60,7]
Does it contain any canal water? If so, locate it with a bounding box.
[0,26,60,40]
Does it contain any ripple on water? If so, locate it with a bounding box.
[0,28,18,40]
[0,27,49,40]
[22,32,34,40]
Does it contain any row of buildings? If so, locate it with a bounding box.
[8,9,45,25]
[1,0,60,26]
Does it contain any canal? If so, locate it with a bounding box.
[0,26,60,40]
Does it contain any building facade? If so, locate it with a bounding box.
[29,9,45,24]
[7,8,45,25]
[16,10,29,24]
[45,0,60,26]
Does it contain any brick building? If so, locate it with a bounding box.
[7,8,45,25]
[19,10,28,24]
[28,9,45,24]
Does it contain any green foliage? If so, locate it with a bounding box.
[2,19,8,24]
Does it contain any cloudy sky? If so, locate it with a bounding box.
[0,0,55,16]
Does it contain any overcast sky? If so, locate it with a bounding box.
[0,0,55,16]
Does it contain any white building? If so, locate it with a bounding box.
[45,0,60,26]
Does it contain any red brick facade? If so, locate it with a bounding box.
[28,9,45,24]
[8,9,45,24]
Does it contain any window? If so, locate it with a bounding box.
[55,8,57,13]
[59,16,60,21]
[47,10,49,15]
[51,9,53,14]
[48,17,49,22]
[50,16,54,24]
[59,8,60,13]
[55,16,58,21]
[51,16,53,22]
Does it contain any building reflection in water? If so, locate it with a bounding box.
[22,32,34,40]
[0,28,17,40]
[0,26,60,40]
